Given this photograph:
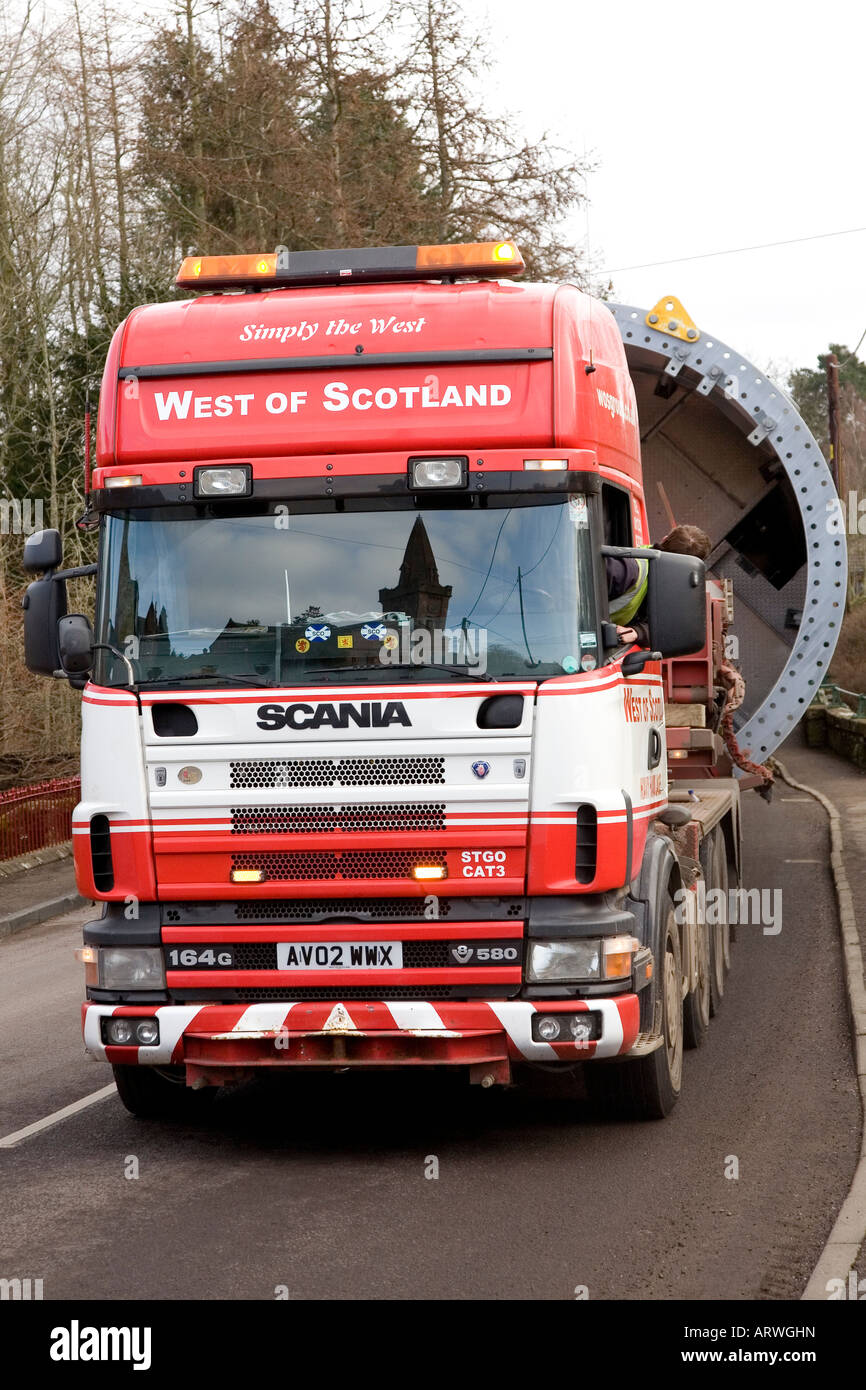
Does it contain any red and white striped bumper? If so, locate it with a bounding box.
[83,996,640,1071]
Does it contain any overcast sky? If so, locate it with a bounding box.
[476,0,864,381]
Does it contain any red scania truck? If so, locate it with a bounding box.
[21,240,835,1119]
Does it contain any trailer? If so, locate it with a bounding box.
[21,242,842,1119]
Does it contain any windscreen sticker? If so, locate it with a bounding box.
[568,495,589,529]
[295,637,311,654]
[579,631,596,648]
[337,634,353,649]
[305,623,331,641]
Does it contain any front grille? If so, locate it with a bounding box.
[230,755,445,790]
[235,986,455,1000]
[235,896,455,921]
[230,802,447,834]
[231,849,448,881]
[161,897,525,924]
[172,984,520,1002]
[195,985,463,1001]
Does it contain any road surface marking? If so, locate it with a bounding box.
[781,796,812,801]
[784,858,821,863]
[0,1084,116,1149]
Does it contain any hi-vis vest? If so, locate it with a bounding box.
[608,554,649,624]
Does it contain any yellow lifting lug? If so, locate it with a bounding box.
[646,294,700,343]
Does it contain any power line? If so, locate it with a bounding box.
[605,225,866,274]
[837,324,866,369]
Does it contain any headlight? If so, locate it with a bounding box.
[527,936,636,983]
[98,948,165,990]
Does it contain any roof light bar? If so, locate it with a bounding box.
[176,241,524,290]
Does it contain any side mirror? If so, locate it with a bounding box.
[646,551,706,657]
[22,528,62,573]
[22,577,68,676]
[57,613,94,675]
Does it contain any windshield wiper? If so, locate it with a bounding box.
[303,662,498,683]
[133,673,277,689]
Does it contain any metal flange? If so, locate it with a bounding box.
[611,301,845,764]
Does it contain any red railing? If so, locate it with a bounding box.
[0,776,80,861]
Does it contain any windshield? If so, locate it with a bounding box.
[95,496,599,686]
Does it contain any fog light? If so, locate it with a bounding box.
[106,1018,134,1045]
[194,465,252,497]
[104,474,143,488]
[535,1015,562,1042]
[135,1019,160,1046]
[569,1015,594,1042]
[231,868,265,883]
[409,457,467,488]
[523,459,568,471]
[411,864,446,880]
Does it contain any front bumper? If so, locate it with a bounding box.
[83,997,641,1077]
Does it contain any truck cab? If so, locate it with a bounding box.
[23,241,717,1119]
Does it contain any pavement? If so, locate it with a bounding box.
[0,729,864,1300]
[768,735,866,1296]
[0,855,86,939]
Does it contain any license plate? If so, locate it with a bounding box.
[276,941,403,970]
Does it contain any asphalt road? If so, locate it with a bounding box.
[0,786,859,1302]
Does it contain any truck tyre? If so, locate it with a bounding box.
[586,897,683,1120]
[112,1064,212,1120]
[682,903,710,1049]
[706,828,731,1016]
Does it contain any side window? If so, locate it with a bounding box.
[602,483,633,547]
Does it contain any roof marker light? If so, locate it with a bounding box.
[176,242,524,290]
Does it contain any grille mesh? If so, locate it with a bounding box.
[231,849,448,881]
[234,986,456,1001]
[234,897,455,921]
[230,756,445,790]
[230,802,446,835]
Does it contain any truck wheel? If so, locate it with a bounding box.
[682,905,710,1049]
[707,828,731,1016]
[112,1064,212,1120]
[586,900,683,1120]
